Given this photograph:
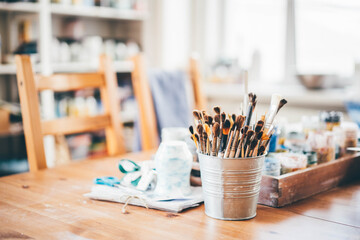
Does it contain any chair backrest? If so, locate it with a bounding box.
[16,54,126,172]
[131,54,159,150]
[130,54,207,151]
[189,56,207,110]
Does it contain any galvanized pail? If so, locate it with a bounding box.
[198,153,265,220]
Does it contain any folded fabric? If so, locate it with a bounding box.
[133,70,192,151]
[84,185,203,213]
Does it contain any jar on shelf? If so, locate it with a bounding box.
[341,122,359,154]
[307,130,335,164]
[320,111,343,131]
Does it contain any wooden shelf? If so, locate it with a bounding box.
[0,2,39,13]
[50,4,147,20]
[52,61,133,73]
[0,61,133,75]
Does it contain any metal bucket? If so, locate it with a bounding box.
[198,153,265,220]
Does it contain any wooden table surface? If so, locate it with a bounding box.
[1,151,359,240]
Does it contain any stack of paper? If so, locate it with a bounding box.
[84,185,203,213]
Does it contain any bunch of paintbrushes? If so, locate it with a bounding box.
[189,93,287,158]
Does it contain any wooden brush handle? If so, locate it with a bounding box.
[235,137,244,158]
[224,131,234,158]
[218,134,228,157]
[229,130,240,158]
[211,136,217,156]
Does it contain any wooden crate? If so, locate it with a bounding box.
[258,153,360,207]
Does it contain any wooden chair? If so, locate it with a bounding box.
[131,54,159,151]
[189,56,207,110]
[16,54,126,172]
[130,54,207,151]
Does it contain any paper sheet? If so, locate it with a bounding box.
[84,185,203,213]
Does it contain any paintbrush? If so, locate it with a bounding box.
[235,125,249,158]
[264,94,286,134]
[193,110,202,125]
[245,93,257,126]
[229,115,246,158]
[217,112,227,151]
[218,119,230,157]
[246,139,258,157]
[194,133,200,152]
[214,114,220,124]
[242,130,254,158]
[224,123,236,158]
[228,114,234,129]
[197,124,204,153]
[207,116,213,126]
[211,122,220,156]
[251,131,263,157]
[189,126,197,149]
[203,129,209,155]
[258,145,266,156]
[213,106,221,115]
[277,99,287,114]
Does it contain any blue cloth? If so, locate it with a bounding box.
[133,70,192,151]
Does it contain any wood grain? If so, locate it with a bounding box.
[42,115,111,135]
[0,151,359,240]
[259,153,360,207]
[189,57,207,110]
[36,73,105,91]
[15,54,126,172]
[98,54,126,155]
[131,54,159,151]
[15,55,47,172]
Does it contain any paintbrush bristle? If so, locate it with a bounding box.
[258,145,265,155]
[257,131,263,140]
[195,133,200,142]
[246,130,254,139]
[214,114,220,124]
[221,112,226,123]
[189,126,194,135]
[213,106,221,115]
[250,139,258,149]
[196,124,204,134]
[232,114,236,122]
[235,115,241,128]
[204,115,209,124]
[241,125,249,135]
[248,93,254,102]
[277,99,287,113]
[207,116,213,125]
[257,120,264,127]
[223,120,231,134]
[252,94,257,106]
[255,125,262,133]
[213,122,220,137]
[193,110,200,121]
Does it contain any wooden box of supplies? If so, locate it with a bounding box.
[258,153,360,207]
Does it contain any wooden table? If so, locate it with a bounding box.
[1,151,359,240]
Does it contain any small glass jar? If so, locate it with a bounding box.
[320,111,343,131]
[341,122,359,154]
[307,130,335,164]
[154,141,193,197]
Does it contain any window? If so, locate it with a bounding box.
[223,0,286,82]
[295,0,360,76]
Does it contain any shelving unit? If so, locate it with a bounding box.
[50,4,147,20]
[0,2,40,13]
[0,61,133,75]
[0,0,147,162]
